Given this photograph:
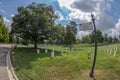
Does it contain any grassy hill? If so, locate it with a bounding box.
[12,44,120,80]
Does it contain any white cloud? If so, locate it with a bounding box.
[71,0,115,30]
[57,0,116,38]
[57,0,75,10]
[3,17,12,31]
[57,0,115,29]
[102,18,120,37]
[72,0,98,12]
[0,9,7,14]
[55,11,65,24]
[76,31,92,39]
[11,14,15,17]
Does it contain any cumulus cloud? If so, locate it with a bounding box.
[57,0,75,10]
[71,0,115,30]
[96,13,115,30]
[55,11,65,24]
[57,0,116,38]
[72,0,98,12]
[107,19,120,37]
[76,31,92,39]
[3,17,12,31]
[11,14,15,17]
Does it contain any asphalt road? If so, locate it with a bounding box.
[0,47,10,80]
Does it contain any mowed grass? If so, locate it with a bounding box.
[12,44,120,80]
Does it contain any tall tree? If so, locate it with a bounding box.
[88,30,104,43]
[64,21,77,49]
[81,30,104,43]
[108,36,112,43]
[0,15,9,42]
[103,33,108,43]
[11,3,56,48]
[50,24,66,44]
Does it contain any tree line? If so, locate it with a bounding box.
[10,2,77,49]
[80,30,119,44]
[1,2,119,48]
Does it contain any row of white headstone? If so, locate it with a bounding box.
[88,49,92,59]
[107,47,118,57]
[36,48,81,59]
[36,49,64,59]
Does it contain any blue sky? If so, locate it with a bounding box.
[0,0,120,38]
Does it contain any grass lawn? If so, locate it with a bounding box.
[12,44,120,80]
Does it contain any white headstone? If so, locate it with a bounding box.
[107,49,109,54]
[51,49,54,58]
[114,47,117,57]
[37,49,40,54]
[110,49,112,54]
[61,50,63,55]
[88,49,92,59]
[72,49,75,53]
[58,49,60,52]
[45,49,48,53]
[66,48,68,51]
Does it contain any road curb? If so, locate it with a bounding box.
[6,48,19,80]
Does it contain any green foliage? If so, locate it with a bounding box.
[81,30,104,43]
[64,21,77,49]
[0,15,9,42]
[108,36,112,43]
[80,30,120,44]
[11,3,56,48]
[49,24,66,44]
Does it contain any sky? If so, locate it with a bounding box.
[0,0,120,38]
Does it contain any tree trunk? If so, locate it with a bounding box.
[34,40,38,49]
[70,44,72,50]
[34,36,38,49]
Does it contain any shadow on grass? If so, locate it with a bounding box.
[12,47,68,68]
[11,47,85,80]
[12,47,65,80]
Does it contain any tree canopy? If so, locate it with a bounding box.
[0,15,9,42]
[64,21,77,49]
[11,2,56,48]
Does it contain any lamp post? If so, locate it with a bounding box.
[89,14,97,79]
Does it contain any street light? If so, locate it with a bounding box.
[89,13,97,80]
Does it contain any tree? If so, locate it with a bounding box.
[108,36,112,43]
[113,36,119,43]
[89,30,104,43]
[103,33,108,43]
[64,21,77,49]
[82,36,89,43]
[11,3,56,49]
[50,24,66,44]
[0,15,9,42]
[81,30,104,43]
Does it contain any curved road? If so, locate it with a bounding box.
[0,47,10,80]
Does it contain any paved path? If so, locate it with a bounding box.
[0,47,10,80]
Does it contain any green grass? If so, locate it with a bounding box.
[12,44,120,80]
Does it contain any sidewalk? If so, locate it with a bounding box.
[0,44,18,80]
[0,47,10,80]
